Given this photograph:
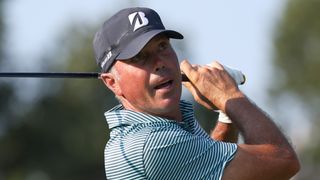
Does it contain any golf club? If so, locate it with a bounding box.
[0,66,245,84]
[0,72,101,79]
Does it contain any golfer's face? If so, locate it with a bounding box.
[114,34,182,120]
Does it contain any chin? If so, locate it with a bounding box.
[158,96,181,110]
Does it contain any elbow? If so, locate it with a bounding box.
[268,145,301,179]
[281,148,301,178]
[288,154,300,177]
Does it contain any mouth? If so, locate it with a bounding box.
[154,80,174,90]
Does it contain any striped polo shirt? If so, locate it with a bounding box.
[104,100,237,180]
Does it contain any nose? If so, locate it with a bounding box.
[155,64,165,72]
[153,53,166,72]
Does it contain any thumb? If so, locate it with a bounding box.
[182,81,217,110]
[180,60,199,83]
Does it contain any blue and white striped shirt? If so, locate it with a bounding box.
[104,100,237,180]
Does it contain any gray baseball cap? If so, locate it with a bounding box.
[93,7,183,72]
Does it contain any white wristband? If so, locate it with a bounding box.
[217,110,232,124]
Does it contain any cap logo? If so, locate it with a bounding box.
[128,11,149,31]
[101,51,112,69]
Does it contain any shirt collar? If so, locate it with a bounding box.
[104,100,194,129]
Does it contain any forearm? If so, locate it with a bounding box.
[223,93,300,178]
[225,93,292,149]
[210,122,238,143]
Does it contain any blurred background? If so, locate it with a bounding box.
[0,0,319,179]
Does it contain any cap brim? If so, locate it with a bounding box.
[117,29,183,60]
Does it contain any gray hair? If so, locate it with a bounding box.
[108,65,122,103]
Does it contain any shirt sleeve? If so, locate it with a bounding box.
[143,126,237,180]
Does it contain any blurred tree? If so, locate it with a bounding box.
[0,22,117,179]
[0,0,16,136]
[272,0,320,179]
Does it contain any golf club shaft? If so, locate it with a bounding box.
[0,72,245,84]
[0,72,187,79]
[0,72,101,79]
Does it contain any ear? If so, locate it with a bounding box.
[100,73,123,96]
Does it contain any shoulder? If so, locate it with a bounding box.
[142,123,238,179]
[104,123,160,179]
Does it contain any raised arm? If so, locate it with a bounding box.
[180,60,300,180]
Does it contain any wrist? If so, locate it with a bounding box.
[214,91,245,112]
[217,110,232,124]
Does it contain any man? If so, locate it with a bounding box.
[93,7,300,179]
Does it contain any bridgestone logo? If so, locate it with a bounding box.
[101,51,112,69]
[128,11,149,31]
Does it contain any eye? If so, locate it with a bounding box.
[158,41,169,51]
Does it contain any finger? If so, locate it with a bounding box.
[182,82,204,106]
[183,81,217,110]
[182,81,203,104]
[208,61,224,70]
[182,81,197,95]
[180,60,199,83]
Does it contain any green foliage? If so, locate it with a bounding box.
[273,0,320,179]
[273,0,320,101]
[0,23,117,179]
[0,0,15,135]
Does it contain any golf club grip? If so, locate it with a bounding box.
[0,72,101,79]
[181,66,246,85]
